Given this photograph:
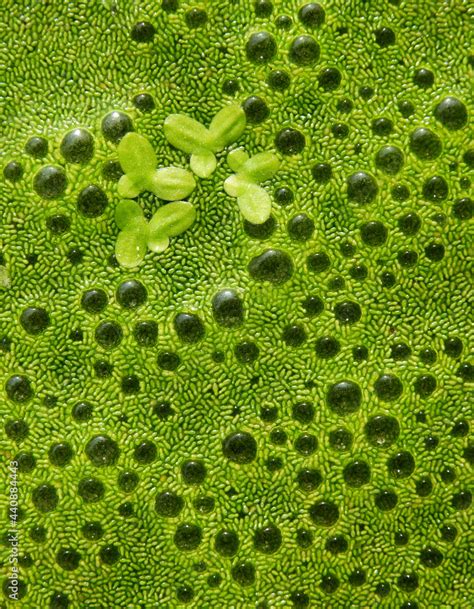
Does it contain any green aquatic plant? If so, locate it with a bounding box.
[224,148,280,223]
[117,132,196,200]
[164,104,246,178]
[0,1,473,608]
[114,199,196,267]
[0,266,10,289]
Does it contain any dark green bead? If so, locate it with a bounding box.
[294,433,317,455]
[49,592,69,609]
[364,415,400,448]
[312,163,332,183]
[375,145,404,174]
[133,93,155,112]
[374,374,403,402]
[99,544,120,565]
[334,301,361,324]
[244,216,276,240]
[398,212,421,236]
[81,289,108,314]
[155,490,184,517]
[420,547,443,568]
[326,535,348,554]
[20,307,50,334]
[60,129,94,163]
[95,321,123,350]
[116,280,147,309]
[25,136,48,158]
[298,3,325,27]
[296,528,313,548]
[222,431,257,464]
[133,320,158,346]
[245,31,276,64]
[101,111,133,143]
[326,381,361,416]
[185,9,207,28]
[242,96,269,124]
[297,468,322,492]
[375,490,398,511]
[5,376,33,404]
[343,460,371,487]
[307,251,330,272]
[282,324,307,347]
[287,213,314,242]
[387,451,415,479]
[413,68,434,88]
[77,184,108,218]
[118,471,139,493]
[347,171,378,204]
[315,336,340,359]
[48,443,73,467]
[231,561,256,587]
[413,374,437,397]
[248,249,293,284]
[360,221,387,247]
[434,96,468,130]
[174,523,202,551]
[235,340,259,363]
[33,166,67,199]
[409,128,442,160]
[422,175,448,202]
[267,70,290,91]
[181,460,206,485]
[130,21,156,42]
[275,128,306,155]
[253,524,282,554]
[309,500,339,527]
[72,401,93,421]
[174,313,205,343]
[157,351,180,371]
[289,35,320,65]
[3,161,23,182]
[318,67,341,91]
[329,428,353,451]
[371,117,393,136]
[133,441,157,464]
[302,295,324,316]
[292,402,315,424]
[85,435,119,466]
[375,27,395,47]
[32,484,58,512]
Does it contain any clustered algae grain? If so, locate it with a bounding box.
[0,1,472,608]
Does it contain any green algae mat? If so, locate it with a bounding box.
[0,1,473,607]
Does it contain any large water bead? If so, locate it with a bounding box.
[248,249,294,284]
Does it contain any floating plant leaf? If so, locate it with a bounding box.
[115,221,148,267]
[208,104,246,151]
[163,104,247,177]
[148,200,196,238]
[116,132,196,200]
[117,174,143,198]
[0,266,10,289]
[117,132,157,175]
[224,149,280,223]
[149,167,196,201]
[190,150,217,178]
[236,183,272,224]
[114,199,144,230]
[227,147,250,172]
[147,233,170,253]
[163,114,212,154]
[239,151,280,182]
[223,173,251,198]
